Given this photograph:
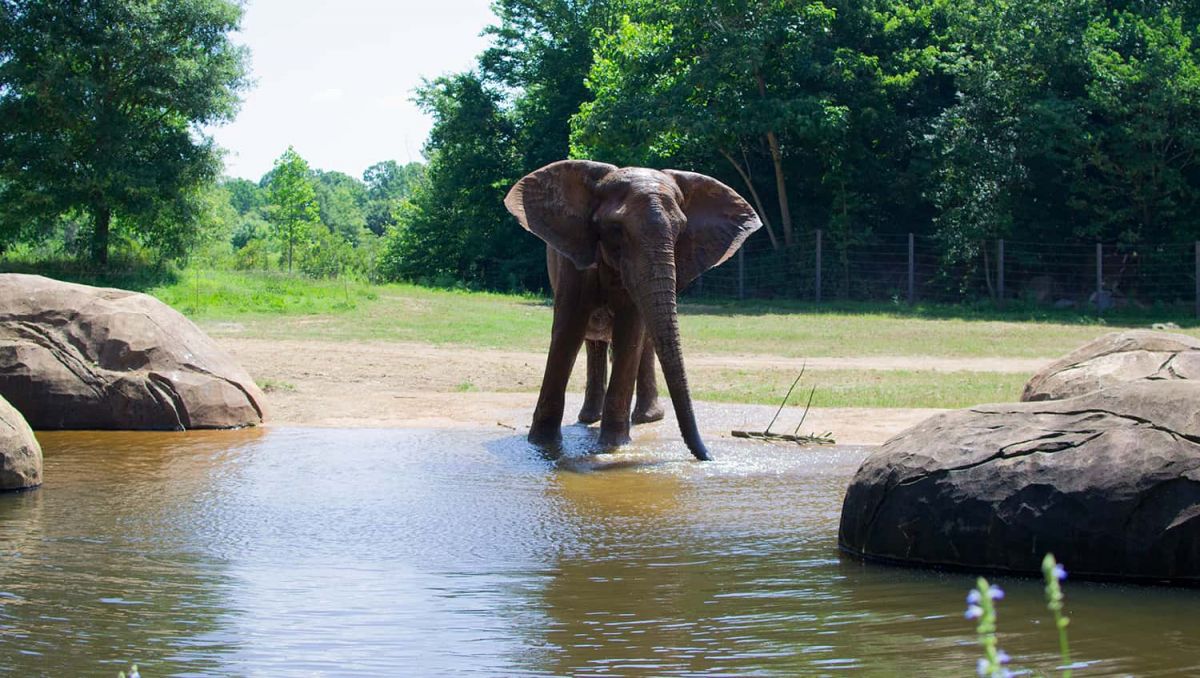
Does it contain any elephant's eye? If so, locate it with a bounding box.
[599,220,623,243]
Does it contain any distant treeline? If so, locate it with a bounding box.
[398,0,1200,293]
[3,0,1199,296]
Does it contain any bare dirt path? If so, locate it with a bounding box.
[217,337,1042,444]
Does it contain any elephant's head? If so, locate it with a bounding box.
[505,160,762,460]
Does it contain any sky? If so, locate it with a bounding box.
[210,0,498,182]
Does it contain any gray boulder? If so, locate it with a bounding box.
[0,274,266,430]
[838,380,1200,583]
[1022,329,1200,401]
[0,394,41,490]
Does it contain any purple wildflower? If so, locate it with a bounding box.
[965,604,984,620]
[1052,563,1067,581]
[976,658,989,677]
[988,585,1005,601]
[997,650,1011,665]
[967,589,982,605]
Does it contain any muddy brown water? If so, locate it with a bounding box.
[1,426,1198,676]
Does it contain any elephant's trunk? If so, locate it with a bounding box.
[635,258,710,461]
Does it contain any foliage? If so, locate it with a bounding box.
[0,0,248,265]
[378,73,536,289]
[363,160,426,235]
[266,147,320,273]
[377,0,619,291]
[371,0,1200,294]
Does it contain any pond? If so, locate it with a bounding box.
[1,426,1198,676]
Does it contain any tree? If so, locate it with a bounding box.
[379,74,529,288]
[362,160,425,235]
[1080,7,1200,243]
[480,0,618,171]
[313,170,367,244]
[267,147,320,273]
[0,0,248,265]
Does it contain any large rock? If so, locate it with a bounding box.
[838,381,1200,583]
[1023,330,1200,401]
[0,274,266,430]
[0,394,41,489]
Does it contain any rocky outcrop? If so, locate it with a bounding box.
[1022,330,1200,401]
[0,394,41,490]
[0,274,266,430]
[838,380,1200,583]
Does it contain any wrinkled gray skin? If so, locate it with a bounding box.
[506,161,761,460]
[547,249,664,427]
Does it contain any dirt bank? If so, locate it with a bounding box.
[214,337,1023,445]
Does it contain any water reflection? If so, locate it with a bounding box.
[0,427,1197,675]
[0,430,263,674]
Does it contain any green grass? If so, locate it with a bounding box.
[691,368,1031,409]
[11,266,1193,408]
[132,269,1200,360]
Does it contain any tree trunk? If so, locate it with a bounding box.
[719,147,779,250]
[756,73,794,247]
[92,205,111,267]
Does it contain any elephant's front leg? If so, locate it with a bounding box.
[597,310,645,448]
[632,334,665,424]
[529,299,591,447]
[577,340,607,424]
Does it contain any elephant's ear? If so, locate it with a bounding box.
[665,170,762,286]
[505,160,617,270]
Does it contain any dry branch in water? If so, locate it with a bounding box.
[732,363,835,446]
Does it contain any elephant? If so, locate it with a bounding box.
[547,247,665,427]
[506,160,761,460]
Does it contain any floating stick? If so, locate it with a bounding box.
[792,385,818,437]
[764,362,806,435]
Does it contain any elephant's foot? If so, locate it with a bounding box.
[577,396,604,424]
[596,423,631,449]
[527,422,562,448]
[631,398,665,425]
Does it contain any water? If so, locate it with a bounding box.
[1,426,1198,676]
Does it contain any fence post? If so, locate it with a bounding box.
[737,247,745,301]
[1195,242,1199,319]
[907,233,915,305]
[1096,242,1103,314]
[815,229,823,304]
[997,239,1005,308]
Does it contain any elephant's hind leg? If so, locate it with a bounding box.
[597,311,644,448]
[632,335,665,424]
[578,340,607,424]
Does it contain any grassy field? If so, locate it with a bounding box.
[144,269,1199,359]
[691,367,1031,409]
[11,267,1197,408]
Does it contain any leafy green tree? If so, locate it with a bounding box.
[223,178,266,216]
[380,74,530,288]
[266,147,320,273]
[0,0,248,265]
[363,161,425,235]
[313,171,368,244]
[1080,7,1200,243]
[481,0,617,171]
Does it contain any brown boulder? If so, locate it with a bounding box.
[0,393,41,489]
[1022,329,1200,401]
[838,380,1200,583]
[0,274,266,430]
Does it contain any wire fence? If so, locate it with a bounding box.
[688,231,1200,316]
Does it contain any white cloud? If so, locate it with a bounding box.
[310,87,345,104]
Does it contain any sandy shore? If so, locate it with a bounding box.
[213,337,1008,445]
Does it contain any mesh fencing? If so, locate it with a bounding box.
[687,231,1200,314]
